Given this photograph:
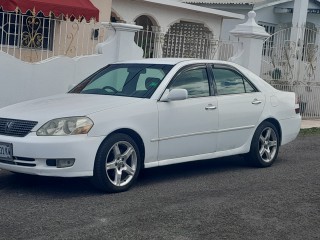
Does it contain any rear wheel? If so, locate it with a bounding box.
[92,133,141,193]
[248,122,280,167]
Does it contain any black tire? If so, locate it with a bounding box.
[92,133,141,193]
[248,121,280,168]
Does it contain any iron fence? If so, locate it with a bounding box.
[135,29,241,61]
[0,11,106,62]
[271,84,320,119]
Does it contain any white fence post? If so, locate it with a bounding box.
[97,22,143,62]
[229,11,269,75]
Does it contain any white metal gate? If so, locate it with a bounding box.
[261,27,320,85]
[260,26,320,118]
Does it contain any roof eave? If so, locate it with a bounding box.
[253,0,293,11]
[140,0,245,19]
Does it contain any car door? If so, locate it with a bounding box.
[157,64,218,163]
[212,65,266,152]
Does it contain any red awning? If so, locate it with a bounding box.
[0,0,99,21]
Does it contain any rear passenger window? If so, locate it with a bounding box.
[213,68,256,95]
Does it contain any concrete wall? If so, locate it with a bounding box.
[0,23,143,108]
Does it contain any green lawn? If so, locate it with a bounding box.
[299,127,320,136]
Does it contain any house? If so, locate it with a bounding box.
[110,0,244,59]
[0,0,112,62]
[181,0,320,40]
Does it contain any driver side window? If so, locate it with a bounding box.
[169,67,210,98]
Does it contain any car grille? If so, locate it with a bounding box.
[0,118,38,137]
[0,157,36,167]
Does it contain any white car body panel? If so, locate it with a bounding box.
[0,133,104,177]
[157,96,219,160]
[0,59,301,177]
[216,92,266,151]
[0,94,143,127]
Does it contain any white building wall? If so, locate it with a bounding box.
[90,0,112,22]
[112,0,223,38]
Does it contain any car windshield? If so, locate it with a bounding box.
[69,64,173,98]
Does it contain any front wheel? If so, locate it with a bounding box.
[92,133,141,193]
[248,122,280,167]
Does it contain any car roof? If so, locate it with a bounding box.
[114,58,242,67]
[114,58,254,74]
[110,58,274,95]
[114,58,194,65]
[117,57,239,64]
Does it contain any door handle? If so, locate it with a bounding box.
[252,99,262,105]
[205,104,217,110]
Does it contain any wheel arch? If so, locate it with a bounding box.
[246,118,282,167]
[259,118,282,145]
[99,128,146,167]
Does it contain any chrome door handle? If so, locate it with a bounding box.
[205,105,217,110]
[252,99,262,105]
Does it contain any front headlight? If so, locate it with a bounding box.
[37,117,93,136]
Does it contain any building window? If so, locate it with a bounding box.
[259,22,276,35]
[259,22,276,56]
[0,10,54,50]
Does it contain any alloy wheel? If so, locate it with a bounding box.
[258,127,278,163]
[105,141,138,187]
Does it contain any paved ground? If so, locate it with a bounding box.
[0,134,319,240]
[301,119,320,129]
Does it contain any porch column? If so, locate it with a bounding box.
[316,30,320,79]
[152,26,164,58]
[290,0,309,42]
[229,11,270,75]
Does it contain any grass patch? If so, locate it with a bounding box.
[299,127,320,136]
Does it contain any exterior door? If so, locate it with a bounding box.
[212,66,265,152]
[157,65,218,162]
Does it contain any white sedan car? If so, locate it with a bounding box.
[0,59,301,192]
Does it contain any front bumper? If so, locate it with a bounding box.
[0,132,104,177]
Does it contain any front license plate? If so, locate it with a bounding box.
[0,142,13,161]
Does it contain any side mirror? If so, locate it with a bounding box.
[161,89,188,102]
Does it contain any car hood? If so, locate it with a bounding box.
[0,94,143,123]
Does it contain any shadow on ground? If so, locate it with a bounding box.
[0,155,251,196]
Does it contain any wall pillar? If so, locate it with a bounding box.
[316,28,320,80]
[290,0,308,42]
[229,11,270,76]
[97,22,143,62]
